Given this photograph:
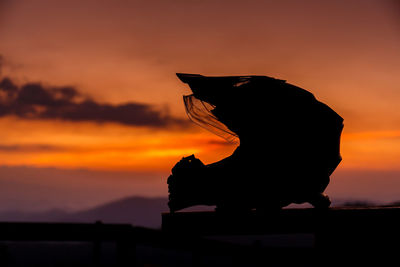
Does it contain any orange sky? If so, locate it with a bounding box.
[0,0,399,210]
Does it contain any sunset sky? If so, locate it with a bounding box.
[0,0,400,212]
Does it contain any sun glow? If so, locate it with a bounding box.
[0,117,236,171]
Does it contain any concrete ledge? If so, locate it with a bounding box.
[162,207,400,250]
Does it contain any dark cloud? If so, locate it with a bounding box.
[0,75,188,127]
[0,144,61,152]
[0,55,3,77]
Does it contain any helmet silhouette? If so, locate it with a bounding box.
[168,73,343,212]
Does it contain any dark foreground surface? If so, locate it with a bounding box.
[164,207,400,266]
[0,207,399,266]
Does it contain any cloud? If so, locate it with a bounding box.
[0,75,188,127]
[0,55,3,77]
[0,144,61,152]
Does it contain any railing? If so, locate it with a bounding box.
[0,221,242,266]
[0,221,136,266]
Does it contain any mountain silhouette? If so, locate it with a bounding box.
[63,196,168,228]
[0,196,169,229]
[0,196,396,229]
